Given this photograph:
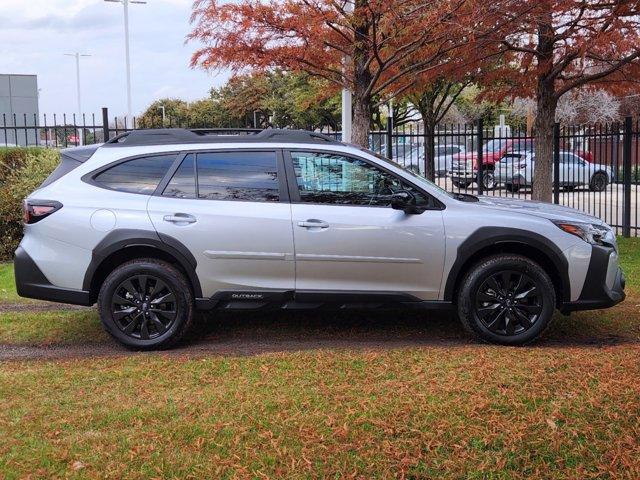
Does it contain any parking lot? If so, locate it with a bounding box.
[433,176,639,235]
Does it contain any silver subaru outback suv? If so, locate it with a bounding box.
[15,129,625,349]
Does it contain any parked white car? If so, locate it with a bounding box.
[495,151,614,192]
[400,144,466,176]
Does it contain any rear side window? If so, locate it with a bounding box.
[94,154,176,194]
[196,151,279,202]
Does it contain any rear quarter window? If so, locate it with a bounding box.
[92,154,176,194]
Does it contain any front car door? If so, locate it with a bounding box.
[285,149,446,301]
[147,149,295,299]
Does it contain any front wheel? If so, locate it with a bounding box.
[98,258,194,350]
[452,180,471,189]
[480,170,495,190]
[457,255,556,345]
[590,172,608,192]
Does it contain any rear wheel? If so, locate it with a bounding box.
[505,183,520,193]
[590,172,608,192]
[98,259,194,350]
[457,255,556,345]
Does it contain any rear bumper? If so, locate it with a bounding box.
[14,246,92,306]
[561,245,625,313]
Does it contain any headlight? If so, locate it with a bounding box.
[551,220,614,247]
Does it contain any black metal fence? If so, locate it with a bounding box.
[350,119,639,237]
[2,108,638,236]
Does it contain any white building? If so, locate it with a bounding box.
[0,74,39,146]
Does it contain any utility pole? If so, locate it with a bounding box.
[341,0,353,143]
[64,52,91,145]
[105,0,147,120]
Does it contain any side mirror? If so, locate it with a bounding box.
[391,191,421,214]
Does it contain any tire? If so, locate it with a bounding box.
[505,183,520,193]
[97,258,194,350]
[457,255,556,346]
[452,180,471,189]
[589,172,608,192]
[480,170,495,190]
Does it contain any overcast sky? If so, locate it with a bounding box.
[1,0,228,118]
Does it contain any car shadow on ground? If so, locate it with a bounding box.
[181,307,637,355]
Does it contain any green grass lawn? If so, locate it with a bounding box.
[0,239,638,478]
[0,262,20,304]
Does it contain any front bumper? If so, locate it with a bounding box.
[14,246,92,306]
[448,169,476,181]
[561,245,625,313]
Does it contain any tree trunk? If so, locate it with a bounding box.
[349,0,372,148]
[532,9,557,203]
[532,88,557,202]
[423,119,436,182]
[352,91,371,148]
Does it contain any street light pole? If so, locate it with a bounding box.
[105,0,147,120]
[158,105,166,126]
[64,52,91,145]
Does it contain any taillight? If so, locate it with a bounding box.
[22,200,63,224]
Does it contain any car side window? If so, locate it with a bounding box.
[560,153,581,164]
[196,151,279,202]
[291,151,430,207]
[163,154,196,198]
[94,154,176,194]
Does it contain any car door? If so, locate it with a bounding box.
[285,149,446,301]
[569,153,589,185]
[559,152,582,186]
[147,150,295,298]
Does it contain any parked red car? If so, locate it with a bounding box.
[448,138,593,189]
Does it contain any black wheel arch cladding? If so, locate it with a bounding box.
[443,226,571,303]
[83,229,202,298]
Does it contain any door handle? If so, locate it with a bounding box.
[163,213,197,224]
[298,219,329,229]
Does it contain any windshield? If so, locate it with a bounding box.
[483,139,508,152]
[354,146,456,199]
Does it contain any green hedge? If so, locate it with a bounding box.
[0,148,60,260]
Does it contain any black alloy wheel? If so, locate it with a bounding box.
[474,270,541,336]
[457,254,556,345]
[98,258,194,350]
[111,274,177,340]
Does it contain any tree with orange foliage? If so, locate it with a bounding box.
[496,0,640,201]
[189,0,508,148]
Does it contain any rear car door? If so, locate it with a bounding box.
[285,149,446,300]
[147,150,295,299]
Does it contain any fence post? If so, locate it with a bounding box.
[623,116,632,237]
[476,118,484,195]
[101,107,110,143]
[386,116,393,160]
[553,122,560,204]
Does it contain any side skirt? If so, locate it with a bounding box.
[195,290,453,311]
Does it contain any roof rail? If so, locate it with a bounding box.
[104,128,340,147]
